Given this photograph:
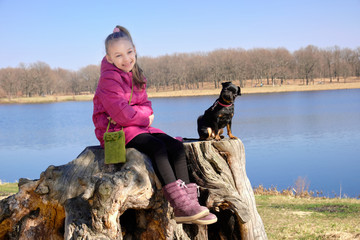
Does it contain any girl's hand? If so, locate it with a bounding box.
[149,114,154,127]
[107,117,117,125]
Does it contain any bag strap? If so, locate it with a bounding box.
[129,80,134,105]
[106,80,134,132]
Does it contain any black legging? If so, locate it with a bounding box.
[126,133,190,185]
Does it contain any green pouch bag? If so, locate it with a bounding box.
[103,81,133,164]
[103,126,126,164]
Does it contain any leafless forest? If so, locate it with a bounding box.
[1,45,359,98]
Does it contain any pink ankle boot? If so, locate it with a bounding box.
[162,180,209,223]
[185,183,217,225]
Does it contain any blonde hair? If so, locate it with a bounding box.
[105,25,145,89]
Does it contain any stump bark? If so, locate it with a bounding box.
[0,138,267,240]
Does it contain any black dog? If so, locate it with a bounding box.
[197,82,241,140]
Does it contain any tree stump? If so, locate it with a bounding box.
[0,138,267,240]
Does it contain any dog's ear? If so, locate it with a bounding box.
[237,86,241,96]
[222,82,231,88]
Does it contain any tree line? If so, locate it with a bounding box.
[1,45,359,98]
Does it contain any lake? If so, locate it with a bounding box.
[0,89,359,197]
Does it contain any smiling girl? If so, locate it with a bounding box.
[92,26,217,225]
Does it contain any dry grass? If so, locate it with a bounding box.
[254,184,360,239]
[256,195,360,240]
[0,94,94,104]
[0,181,18,200]
[253,177,316,198]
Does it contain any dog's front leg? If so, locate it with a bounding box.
[216,129,225,140]
[213,124,222,141]
[227,122,237,139]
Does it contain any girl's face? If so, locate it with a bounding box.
[106,39,136,72]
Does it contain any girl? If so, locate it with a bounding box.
[92,25,217,225]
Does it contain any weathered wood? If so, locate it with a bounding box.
[0,138,267,240]
[185,139,267,239]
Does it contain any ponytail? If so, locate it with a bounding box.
[105,25,146,89]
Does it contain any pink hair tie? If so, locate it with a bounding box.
[113,27,120,33]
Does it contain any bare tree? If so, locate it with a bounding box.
[186,53,208,89]
[232,48,248,87]
[52,68,72,94]
[247,48,269,86]
[320,48,334,82]
[355,47,360,77]
[69,71,81,95]
[0,68,20,98]
[294,45,319,85]
[78,65,100,93]
[269,48,293,86]
[331,46,342,82]
[28,61,55,96]
[340,48,357,82]
[17,63,36,97]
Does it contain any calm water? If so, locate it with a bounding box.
[0,89,359,197]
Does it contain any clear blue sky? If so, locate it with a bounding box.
[0,0,359,71]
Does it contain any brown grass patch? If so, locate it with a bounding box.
[255,195,360,239]
[322,231,360,240]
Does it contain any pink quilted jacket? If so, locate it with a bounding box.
[92,57,164,147]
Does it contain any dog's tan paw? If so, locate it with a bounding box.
[215,135,221,141]
[229,134,238,139]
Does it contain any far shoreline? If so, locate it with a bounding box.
[1,81,360,104]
